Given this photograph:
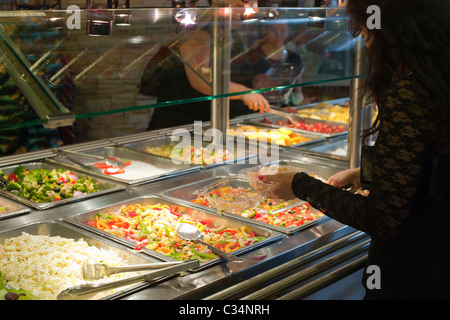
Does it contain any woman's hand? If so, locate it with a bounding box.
[327,167,361,192]
[259,171,299,200]
[242,92,271,114]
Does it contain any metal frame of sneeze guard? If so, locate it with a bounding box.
[0,24,75,129]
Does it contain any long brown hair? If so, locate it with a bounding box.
[346,0,450,139]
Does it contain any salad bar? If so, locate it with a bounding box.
[66,195,279,267]
[0,110,369,301]
[0,162,124,210]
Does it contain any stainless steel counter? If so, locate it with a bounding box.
[0,143,368,300]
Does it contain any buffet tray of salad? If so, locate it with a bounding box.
[0,161,125,210]
[0,220,173,300]
[49,145,199,186]
[63,195,282,270]
[163,175,328,235]
[121,135,257,169]
[253,114,348,138]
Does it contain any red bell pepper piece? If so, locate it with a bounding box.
[134,239,148,251]
[127,211,138,218]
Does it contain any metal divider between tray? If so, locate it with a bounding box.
[117,137,260,170]
[155,193,286,252]
[160,179,329,236]
[62,195,282,272]
[252,117,348,139]
[228,122,329,151]
[47,148,200,187]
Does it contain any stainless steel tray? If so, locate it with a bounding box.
[227,123,327,150]
[49,145,199,186]
[0,161,125,210]
[0,220,165,300]
[257,159,344,180]
[163,174,328,235]
[295,103,350,124]
[305,137,348,156]
[251,115,348,138]
[64,195,282,270]
[0,196,31,221]
[121,135,257,169]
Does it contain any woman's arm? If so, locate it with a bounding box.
[180,29,270,113]
[261,79,432,242]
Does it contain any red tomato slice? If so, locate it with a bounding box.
[104,167,125,175]
[92,162,110,169]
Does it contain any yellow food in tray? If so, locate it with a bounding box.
[229,126,312,146]
[297,103,349,123]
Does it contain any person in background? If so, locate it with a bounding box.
[248,23,315,106]
[141,0,271,130]
[259,0,450,299]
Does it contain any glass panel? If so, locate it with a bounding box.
[0,7,363,144]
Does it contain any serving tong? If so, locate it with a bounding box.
[82,261,185,280]
[267,106,302,123]
[57,259,199,300]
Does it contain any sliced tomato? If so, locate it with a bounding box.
[104,167,125,175]
[92,162,110,169]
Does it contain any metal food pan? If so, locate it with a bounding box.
[163,174,328,235]
[251,115,348,138]
[305,138,348,157]
[0,196,31,221]
[64,195,281,270]
[49,145,199,186]
[0,161,125,210]
[295,104,350,124]
[227,123,327,150]
[0,220,164,300]
[252,159,344,180]
[121,135,257,169]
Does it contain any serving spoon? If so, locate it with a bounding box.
[176,223,244,263]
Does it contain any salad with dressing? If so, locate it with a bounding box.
[86,203,265,262]
[192,195,324,228]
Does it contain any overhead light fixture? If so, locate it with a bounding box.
[114,11,132,26]
[242,7,258,21]
[175,9,197,30]
[171,0,185,8]
[173,0,199,30]
[242,0,258,21]
[241,1,278,22]
[87,10,113,36]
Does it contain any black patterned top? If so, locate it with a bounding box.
[291,75,450,299]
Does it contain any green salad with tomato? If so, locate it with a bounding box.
[1,165,99,203]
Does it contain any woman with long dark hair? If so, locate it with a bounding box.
[260,0,450,299]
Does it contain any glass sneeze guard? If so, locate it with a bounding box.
[0,7,364,132]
